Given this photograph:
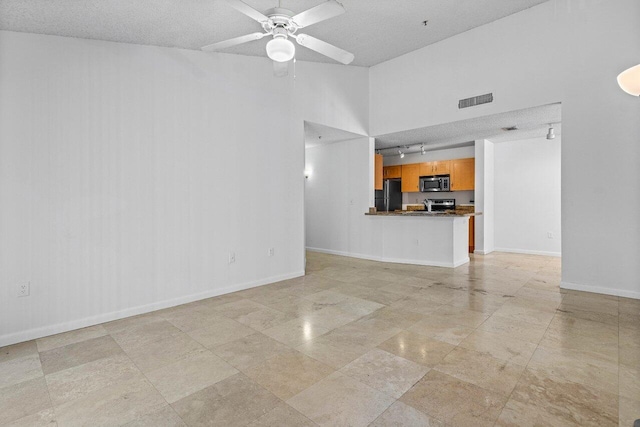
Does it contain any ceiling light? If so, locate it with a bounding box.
[266,36,295,62]
[617,64,640,96]
[546,125,556,140]
[398,149,405,159]
[421,145,426,155]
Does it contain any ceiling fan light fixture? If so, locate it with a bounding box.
[617,64,640,96]
[266,36,295,62]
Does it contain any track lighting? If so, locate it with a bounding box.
[398,149,405,159]
[546,125,555,140]
[421,145,426,155]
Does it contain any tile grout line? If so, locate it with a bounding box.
[490,298,559,426]
[37,349,58,426]
[108,332,190,426]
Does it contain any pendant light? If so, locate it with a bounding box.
[617,64,640,96]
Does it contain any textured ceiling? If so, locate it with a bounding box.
[375,103,561,155]
[0,0,548,66]
[304,121,365,148]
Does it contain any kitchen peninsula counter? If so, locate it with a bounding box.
[360,210,478,268]
[365,211,481,217]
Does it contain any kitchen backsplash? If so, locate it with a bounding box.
[403,190,474,206]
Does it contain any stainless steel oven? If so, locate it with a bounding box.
[420,175,450,192]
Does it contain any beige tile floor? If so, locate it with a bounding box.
[1,251,639,426]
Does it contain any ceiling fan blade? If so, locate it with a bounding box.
[201,32,266,52]
[295,34,354,65]
[273,61,289,77]
[291,0,345,28]
[226,0,269,23]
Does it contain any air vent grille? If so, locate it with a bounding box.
[458,93,493,109]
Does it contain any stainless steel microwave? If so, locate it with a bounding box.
[420,175,450,192]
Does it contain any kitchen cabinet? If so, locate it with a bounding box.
[374,154,383,190]
[383,165,402,179]
[451,158,475,191]
[419,160,451,176]
[401,164,421,193]
[469,217,475,253]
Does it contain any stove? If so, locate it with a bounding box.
[426,199,455,211]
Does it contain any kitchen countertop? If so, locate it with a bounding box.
[365,210,481,217]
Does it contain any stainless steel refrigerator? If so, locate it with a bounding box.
[375,179,402,212]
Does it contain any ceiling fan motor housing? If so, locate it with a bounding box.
[272,27,289,39]
[262,8,298,35]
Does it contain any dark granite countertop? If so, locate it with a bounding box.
[365,210,481,217]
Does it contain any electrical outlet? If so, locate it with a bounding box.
[228,252,236,264]
[268,248,275,257]
[547,232,554,239]
[17,282,30,297]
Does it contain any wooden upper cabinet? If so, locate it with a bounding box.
[383,165,402,179]
[419,160,451,176]
[374,154,383,190]
[419,162,433,176]
[451,158,475,191]
[401,164,421,193]
[433,160,451,175]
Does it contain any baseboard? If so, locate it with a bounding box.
[561,281,640,300]
[306,247,469,268]
[473,249,493,255]
[494,247,562,257]
[0,270,305,348]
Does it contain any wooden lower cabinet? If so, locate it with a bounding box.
[469,216,475,253]
[401,164,421,193]
[374,154,383,190]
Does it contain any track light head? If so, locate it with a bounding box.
[546,125,555,140]
[421,145,426,155]
[398,149,404,159]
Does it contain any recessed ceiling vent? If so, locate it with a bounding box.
[458,93,493,109]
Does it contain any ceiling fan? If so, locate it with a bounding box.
[201,0,355,76]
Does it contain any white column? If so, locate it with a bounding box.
[474,139,495,255]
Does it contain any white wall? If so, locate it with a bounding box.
[493,136,561,256]
[370,0,640,298]
[305,137,376,255]
[0,30,369,346]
